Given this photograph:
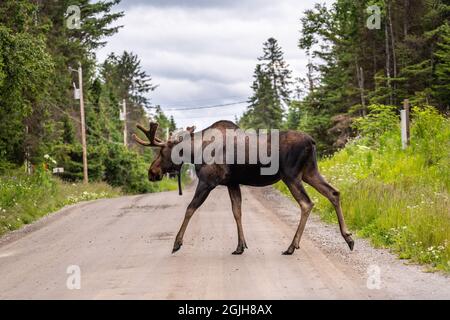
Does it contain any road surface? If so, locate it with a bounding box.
[0,184,449,299]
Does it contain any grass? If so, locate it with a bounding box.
[0,167,182,237]
[276,106,450,273]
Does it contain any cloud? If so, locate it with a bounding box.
[98,0,332,130]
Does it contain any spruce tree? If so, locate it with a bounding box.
[239,38,292,129]
[258,37,292,105]
[433,23,450,111]
[239,64,283,129]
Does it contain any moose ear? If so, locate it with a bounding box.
[186,126,196,134]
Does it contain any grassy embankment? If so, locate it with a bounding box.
[276,106,450,272]
[0,167,180,237]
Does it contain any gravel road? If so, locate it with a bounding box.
[0,184,449,299]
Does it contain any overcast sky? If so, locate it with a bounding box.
[97,0,333,130]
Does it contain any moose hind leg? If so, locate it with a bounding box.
[303,171,354,251]
[173,182,213,253]
[282,178,314,255]
[228,185,247,255]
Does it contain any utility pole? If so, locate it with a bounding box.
[79,63,88,183]
[401,99,411,149]
[72,63,88,183]
[122,99,127,148]
[24,125,31,175]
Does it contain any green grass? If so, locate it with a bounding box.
[276,106,450,272]
[0,168,122,236]
[0,167,182,237]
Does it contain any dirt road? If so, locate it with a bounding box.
[0,184,449,299]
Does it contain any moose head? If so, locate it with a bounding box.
[132,122,195,182]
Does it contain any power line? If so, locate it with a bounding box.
[160,101,248,111]
[159,95,247,106]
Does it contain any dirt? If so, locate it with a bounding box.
[0,184,449,299]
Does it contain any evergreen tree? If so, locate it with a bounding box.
[239,38,291,129]
[296,0,450,153]
[433,23,450,110]
[258,37,292,105]
[100,51,157,148]
[0,0,54,164]
[239,64,283,129]
[286,101,303,130]
[169,116,177,132]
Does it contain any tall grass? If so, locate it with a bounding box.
[0,162,184,237]
[0,167,123,236]
[276,106,450,272]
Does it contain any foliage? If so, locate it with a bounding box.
[288,0,450,153]
[0,1,178,197]
[0,7,54,163]
[0,168,122,236]
[103,144,179,194]
[239,38,291,129]
[276,105,450,272]
[352,104,398,145]
[433,23,450,108]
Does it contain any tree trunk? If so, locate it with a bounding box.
[403,0,409,38]
[307,60,315,94]
[385,17,393,105]
[388,0,397,104]
[356,63,366,116]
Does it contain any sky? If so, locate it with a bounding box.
[97,0,333,130]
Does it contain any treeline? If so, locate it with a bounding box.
[240,0,449,154]
[0,0,175,193]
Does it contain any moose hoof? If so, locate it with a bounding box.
[345,235,354,251]
[282,245,296,255]
[172,241,183,253]
[232,247,245,255]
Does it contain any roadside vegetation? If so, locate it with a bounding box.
[0,1,183,236]
[0,165,181,237]
[0,167,119,236]
[276,105,450,272]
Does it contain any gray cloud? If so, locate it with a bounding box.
[99,0,333,129]
[117,0,273,9]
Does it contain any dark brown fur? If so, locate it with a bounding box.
[135,120,354,255]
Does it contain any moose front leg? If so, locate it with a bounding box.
[172,181,213,253]
[228,184,248,255]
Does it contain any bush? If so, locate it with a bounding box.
[103,144,179,194]
[50,141,180,194]
[352,104,399,146]
[0,167,121,236]
[276,105,450,272]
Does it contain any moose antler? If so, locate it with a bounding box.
[133,122,166,147]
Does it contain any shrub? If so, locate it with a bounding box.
[276,105,450,272]
[352,104,399,146]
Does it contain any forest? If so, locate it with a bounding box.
[240,0,449,154]
[0,0,449,269]
[238,0,449,271]
[1,0,448,183]
[0,0,177,194]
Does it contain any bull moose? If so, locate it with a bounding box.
[133,120,354,255]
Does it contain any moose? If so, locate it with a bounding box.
[133,120,354,255]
